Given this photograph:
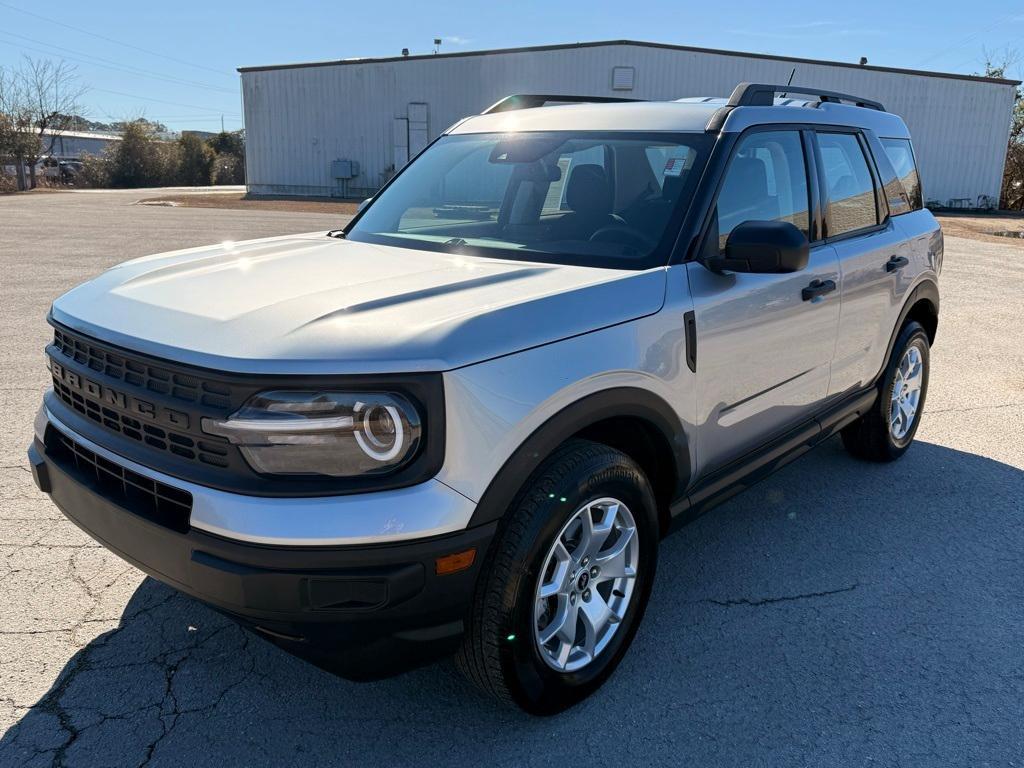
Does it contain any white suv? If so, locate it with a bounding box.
[30,83,941,714]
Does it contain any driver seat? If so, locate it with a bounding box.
[548,164,624,241]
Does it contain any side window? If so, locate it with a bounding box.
[869,140,912,216]
[880,138,923,211]
[818,132,879,237]
[715,130,809,251]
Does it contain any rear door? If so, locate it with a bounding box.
[815,130,914,394]
[686,127,841,474]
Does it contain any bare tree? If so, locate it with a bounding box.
[980,50,1023,210]
[15,57,86,189]
[0,65,37,191]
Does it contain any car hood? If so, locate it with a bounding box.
[51,232,667,374]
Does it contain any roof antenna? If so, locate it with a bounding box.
[780,67,796,100]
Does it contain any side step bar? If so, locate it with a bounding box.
[668,387,877,528]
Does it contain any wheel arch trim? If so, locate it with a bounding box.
[877,279,939,385]
[466,387,690,529]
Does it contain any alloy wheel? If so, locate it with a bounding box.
[533,497,640,673]
[890,344,924,440]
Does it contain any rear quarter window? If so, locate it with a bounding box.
[880,138,923,212]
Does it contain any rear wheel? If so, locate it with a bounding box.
[456,439,658,714]
[842,320,930,462]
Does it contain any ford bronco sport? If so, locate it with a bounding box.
[29,83,941,714]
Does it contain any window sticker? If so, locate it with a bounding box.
[663,151,694,177]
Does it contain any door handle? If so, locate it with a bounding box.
[802,279,836,302]
[886,255,909,272]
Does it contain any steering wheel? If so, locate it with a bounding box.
[588,224,657,253]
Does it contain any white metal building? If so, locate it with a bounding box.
[42,130,121,160]
[239,40,1020,206]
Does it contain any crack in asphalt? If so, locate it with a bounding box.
[925,401,1024,415]
[139,629,263,767]
[2,572,268,768]
[701,583,860,608]
[6,589,179,767]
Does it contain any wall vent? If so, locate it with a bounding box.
[612,66,636,91]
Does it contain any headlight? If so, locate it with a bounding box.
[202,391,422,477]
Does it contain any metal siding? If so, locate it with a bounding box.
[241,43,1016,203]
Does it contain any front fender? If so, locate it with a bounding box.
[463,386,690,528]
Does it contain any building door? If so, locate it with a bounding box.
[392,118,409,170]
[393,104,430,173]
[408,102,429,157]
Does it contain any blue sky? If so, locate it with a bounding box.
[0,0,1021,132]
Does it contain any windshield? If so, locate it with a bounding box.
[345,131,712,269]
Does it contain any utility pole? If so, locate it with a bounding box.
[221,114,225,133]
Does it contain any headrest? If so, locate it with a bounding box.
[565,164,612,215]
[730,157,768,197]
[720,156,769,211]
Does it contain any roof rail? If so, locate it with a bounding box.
[726,82,886,111]
[481,94,642,114]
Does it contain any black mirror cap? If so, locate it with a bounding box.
[709,220,810,274]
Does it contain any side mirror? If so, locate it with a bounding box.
[357,197,373,214]
[705,220,809,274]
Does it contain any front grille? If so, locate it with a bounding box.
[47,426,192,533]
[45,321,447,496]
[52,327,232,409]
[49,326,233,470]
[51,375,230,468]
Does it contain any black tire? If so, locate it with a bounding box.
[841,320,930,462]
[456,439,659,715]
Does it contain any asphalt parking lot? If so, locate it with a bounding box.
[1,189,1023,767]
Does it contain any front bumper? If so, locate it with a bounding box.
[29,417,495,680]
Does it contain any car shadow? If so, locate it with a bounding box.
[2,437,1023,767]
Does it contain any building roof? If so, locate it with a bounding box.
[39,129,122,141]
[237,39,1021,86]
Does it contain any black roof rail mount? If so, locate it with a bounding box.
[727,82,886,111]
[482,94,643,114]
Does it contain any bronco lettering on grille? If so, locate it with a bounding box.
[49,357,190,430]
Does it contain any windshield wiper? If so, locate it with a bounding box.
[442,237,468,250]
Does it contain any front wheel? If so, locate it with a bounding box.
[457,439,659,714]
[842,320,930,462]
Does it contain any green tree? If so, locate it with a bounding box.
[207,130,245,185]
[106,120,170,188]
[207,130,244,158]
[177,133,215,186]
[212,152,245,184]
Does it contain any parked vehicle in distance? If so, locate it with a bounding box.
[29,83,941,714]
[39,156,83,184]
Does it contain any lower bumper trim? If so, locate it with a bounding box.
[28,443,50,493]
[29,432,496,679]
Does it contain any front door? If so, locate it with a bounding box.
[687,128,841,475]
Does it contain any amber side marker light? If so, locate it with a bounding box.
[435,548,476,575]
